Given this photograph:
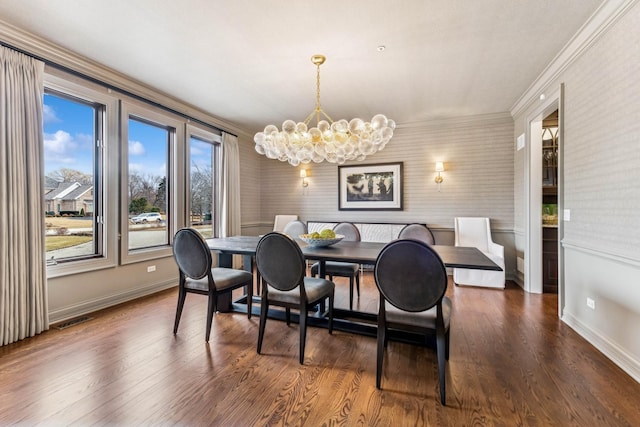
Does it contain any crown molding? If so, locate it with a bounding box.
[510,0,638,118]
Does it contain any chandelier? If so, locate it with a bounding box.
[254,55,395,166]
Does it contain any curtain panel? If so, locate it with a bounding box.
[220,132,242,268]
[0,45,48,345]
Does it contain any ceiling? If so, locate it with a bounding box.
[0,0,603,134]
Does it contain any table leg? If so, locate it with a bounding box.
[217,253,255,312]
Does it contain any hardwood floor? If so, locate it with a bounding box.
[1,273,638,426]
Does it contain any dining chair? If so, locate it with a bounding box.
[453,217,505,288]
[374,239,451,405]
[255,232,335,364]
[310,222,361,310]
[282,220,307,238]
[273,214,298,232]
[397,223,436,245]
[172,228,253,342]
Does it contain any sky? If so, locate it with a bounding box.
[43,93,168,179]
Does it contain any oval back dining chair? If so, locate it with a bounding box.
[310,222,361,310]
[282,220,308,238]
[397,223,435,245]
[374,238,451,405]
[172,228,253,342]
[255,232,335,364]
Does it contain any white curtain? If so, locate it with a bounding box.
[220,132,242,267]
[0,46,48,345]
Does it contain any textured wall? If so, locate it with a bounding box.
[512,1,640,381]
[256,113,515,231]
[561,7,640,259]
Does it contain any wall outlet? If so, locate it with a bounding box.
[586,297,595,310]
[147,265,156,273]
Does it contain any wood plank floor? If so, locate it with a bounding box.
[1,273,639,426]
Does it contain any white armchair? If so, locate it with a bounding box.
[273,215,298,233]
[453,217,505,289]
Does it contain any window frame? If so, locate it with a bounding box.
[44,71,119,278]
[119,100,185,265]
[186,123,222,238]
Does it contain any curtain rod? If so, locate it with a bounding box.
[1,41,238,138]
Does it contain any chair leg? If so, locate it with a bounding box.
[355,272,360,297]
[436,325,447,405]
[299,305,308,364]
[246,281,253,319]
[205,293,217,342]
[327,290,334,334]
[376,299,386,389]
[255,270,261,295]
[349,275,354,310]
[257,297,268,354]
[445,328,450,361]
[376,323,386,389]
[173,288,187,335]
[285,308,291,326]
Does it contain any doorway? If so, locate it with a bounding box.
[542,110,559,293]
[524,84,564,315]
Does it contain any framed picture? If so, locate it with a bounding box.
[338,162,403,211]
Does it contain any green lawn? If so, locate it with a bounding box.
[46,235,93,251]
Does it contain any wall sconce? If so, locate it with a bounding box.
[300,169,309,187]
[435,161,444,191]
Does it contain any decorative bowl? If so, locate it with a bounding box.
[299,234,344,247]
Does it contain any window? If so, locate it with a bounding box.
[43,71,118,276]
[188,124,221,238]
[127,118,170,250]
[120,101,184,264]
[43,92,105,267]
[41,69,224,274]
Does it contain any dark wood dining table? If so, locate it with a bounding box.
[206,235,502,336]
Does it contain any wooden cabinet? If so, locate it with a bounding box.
[543,226,558,293]
[542,111,559,293]
[542,127,558,190]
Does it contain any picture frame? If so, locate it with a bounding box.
[338,162,403,211]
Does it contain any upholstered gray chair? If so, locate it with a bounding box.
[397,223,435,245]
[172,228,253,342]
[374,239,451,405]
[310,222,361,310]
[282,220,308,238]
[256,232,334,364]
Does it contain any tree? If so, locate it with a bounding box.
[128,172,165,212]
[190,164,213,220]
[155,177,166,210]
[48,168,92,184]
[129,197,149,214]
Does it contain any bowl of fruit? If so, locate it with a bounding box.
[299,229,344,247]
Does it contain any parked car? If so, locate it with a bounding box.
[131,212,163,224]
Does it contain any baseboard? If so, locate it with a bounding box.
[48,279,177,325]
[562,310,640,384]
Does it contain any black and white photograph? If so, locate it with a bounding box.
[338,162,402,210]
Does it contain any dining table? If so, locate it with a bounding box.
[206,235,502,337]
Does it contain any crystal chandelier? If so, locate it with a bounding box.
[254,55,395,166]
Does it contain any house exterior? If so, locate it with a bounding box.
[44,181,93,215]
